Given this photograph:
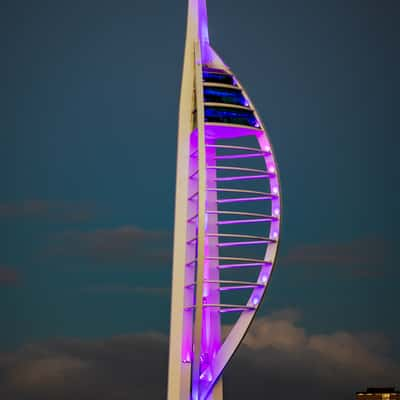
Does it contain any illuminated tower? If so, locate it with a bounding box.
[167,1,281,399]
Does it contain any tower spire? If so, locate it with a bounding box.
[187,0,209,59]
[187,0,226,67]
[197,0,210,47]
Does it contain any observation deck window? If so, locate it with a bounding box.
[203,70,235,86]
[204,86,248,107]
[204,106,258,127]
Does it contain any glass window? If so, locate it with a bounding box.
[204,86,248,106]
[203,70,235,86]
[204,106,259,127]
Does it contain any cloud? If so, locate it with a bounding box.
[83,285,170,296]
[0,334,168,400]
[8,356,88,387]
[223,310,399,398]
[0,311,398,400]
[0,200,95,223]
[0,266,19,285]
[281,237,390,277]
[47,226,171,267]
[236,309,399,380]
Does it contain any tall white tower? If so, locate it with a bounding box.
[167,1,281,399]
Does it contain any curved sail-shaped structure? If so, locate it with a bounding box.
[168,1,281,399]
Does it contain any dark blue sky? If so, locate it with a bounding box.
[1,1,399,398]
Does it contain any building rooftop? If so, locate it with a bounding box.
[356,387,400,394]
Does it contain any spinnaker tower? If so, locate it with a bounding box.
[168,1,281,399]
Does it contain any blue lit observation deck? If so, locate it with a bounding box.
[202,68,260,128]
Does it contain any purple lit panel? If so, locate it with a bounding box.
[217,196,275,204]
[214,153,268,160]
[220,307,255,313]
[218,262,271,269]
[215,174,271,182]
[218,217,275,225]
[187,214,199,223]
[218,240,270,247]
[219,284,262,291]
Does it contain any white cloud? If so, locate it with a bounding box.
[9,356,88,387]
[0,312,398,400]
[225,308,399,383]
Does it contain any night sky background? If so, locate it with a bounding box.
[1,0,399,399]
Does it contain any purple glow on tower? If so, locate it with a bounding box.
[218,240,270,247]
[216,174,272,182]
[168,2,281,399]
[217,196,275,204]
